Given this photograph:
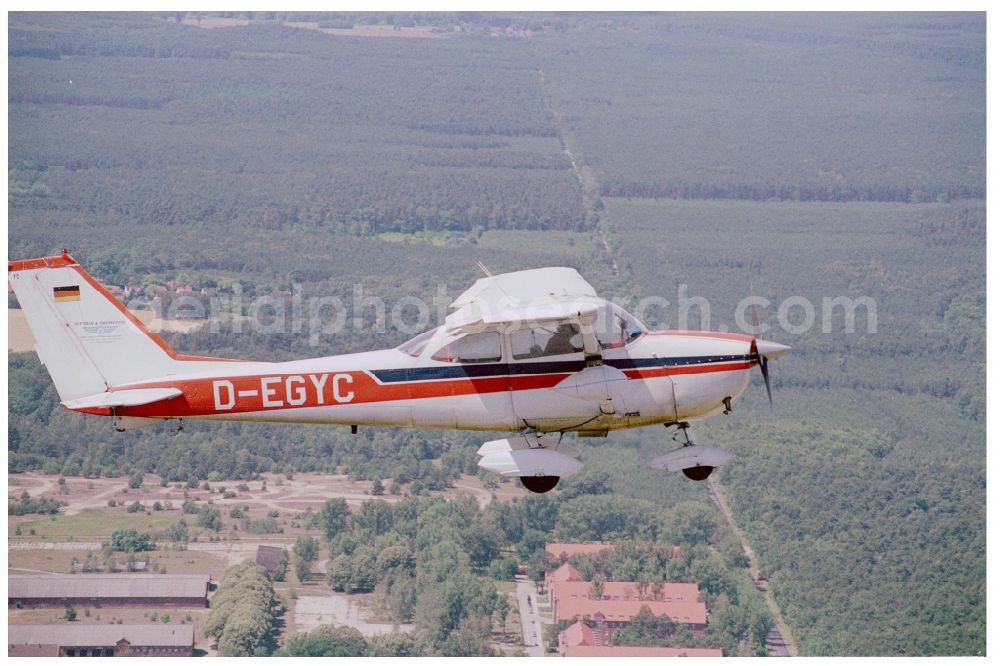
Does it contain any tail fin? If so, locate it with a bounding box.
[8,251,178,401]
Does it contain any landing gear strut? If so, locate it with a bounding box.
[520,476,560,494]
[665,422,717,482]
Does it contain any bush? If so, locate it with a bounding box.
[105,529,153,553]
[155,518,189,543]
[273,550,289,582]
[241,515,281,534]
[197,505,223,532]
[488,557,519,581]
[8,491,63,515]
[126,501,145,514]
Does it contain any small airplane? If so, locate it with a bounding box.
[9,251,789,493]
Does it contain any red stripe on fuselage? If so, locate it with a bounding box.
[79,361,751,419]
[622,361,754,380]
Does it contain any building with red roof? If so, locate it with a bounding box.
[553,580,700,605]
[558,620,598,649]
[554,598,707,629]
[551,579,705,626]
[544,561,581,589]
[557,619,722,657]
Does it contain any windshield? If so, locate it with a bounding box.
[398,327,438,358]
[591,301,646,349]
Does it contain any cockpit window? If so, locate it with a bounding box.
[431,332,502,364]
[398,328,437,358]
[591,302,646,349]
[510,324,584,360]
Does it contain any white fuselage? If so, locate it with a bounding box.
[109,330,756,434]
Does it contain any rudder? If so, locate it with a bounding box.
[8,251,178,401]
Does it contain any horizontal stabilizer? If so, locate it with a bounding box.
[649,445,731,472]
[62,387,182,410]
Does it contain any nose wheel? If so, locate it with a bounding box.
[649,422,730,481]
[682,465,715,481]
[675,424,716,481]
[520,475,560,494]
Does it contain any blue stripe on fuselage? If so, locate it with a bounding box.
[370,354,753,384]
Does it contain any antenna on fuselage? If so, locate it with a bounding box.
[473,261,517,324]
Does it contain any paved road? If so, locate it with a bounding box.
[514,575,544,657]
[706,477,798,657]
[767,626,791,656]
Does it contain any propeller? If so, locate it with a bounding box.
[749,281,772,407]
[748,281,790,407]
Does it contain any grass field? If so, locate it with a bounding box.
[10,509,180,540]
[8,548,229,579]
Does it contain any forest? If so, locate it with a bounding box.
[8,11,985,657]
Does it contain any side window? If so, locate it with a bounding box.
[510,324,583,360]
[431,332,502,364]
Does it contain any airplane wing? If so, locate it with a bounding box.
[450,267,598,310]
[446,267,604,356]
[446,299,601,332]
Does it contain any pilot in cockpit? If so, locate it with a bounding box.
[544,323,582,355]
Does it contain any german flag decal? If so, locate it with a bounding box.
[53,285,81,302]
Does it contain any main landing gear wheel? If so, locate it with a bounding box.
[520,476,560,494]
[682,465,715,481]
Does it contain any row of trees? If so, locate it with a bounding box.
[204,562,281,656]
